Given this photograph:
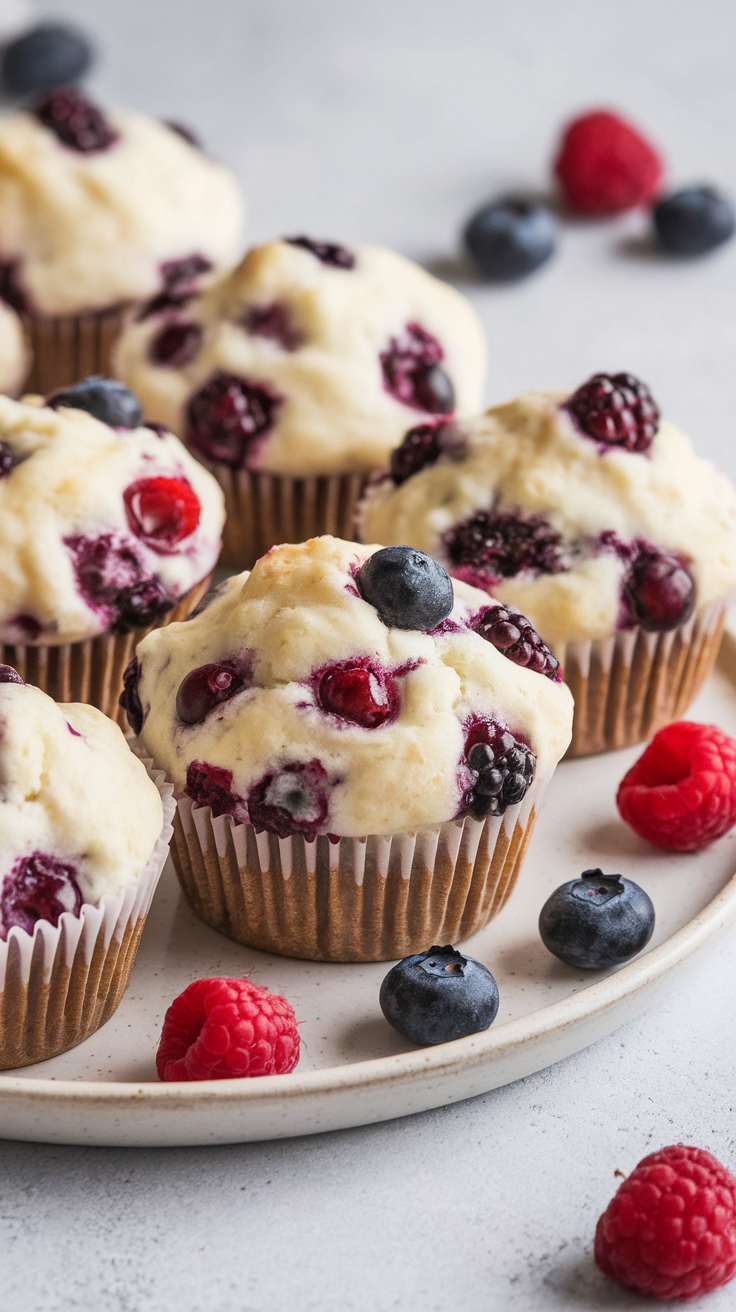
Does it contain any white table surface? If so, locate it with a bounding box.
[5,0,736,1307]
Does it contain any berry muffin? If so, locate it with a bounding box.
[124,535,572,961]
[0,666,174,1068]
[360,375,736,756]
[113,236,487,567]
[0,87,243,394]
[0,298,29,396]
[0,378,225,720]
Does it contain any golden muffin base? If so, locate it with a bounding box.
[561,600,726,758]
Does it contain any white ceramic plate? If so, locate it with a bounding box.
[2,637,736,1148]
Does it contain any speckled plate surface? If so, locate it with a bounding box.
[2,636,736,1148]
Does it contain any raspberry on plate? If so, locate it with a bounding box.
[617,721,736,852]
[595,1144,736,1300]
[554,109,664,216]
[156,977,300,1081]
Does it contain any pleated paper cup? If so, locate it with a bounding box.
[170,771,548,963]
[22,306,129,396]
[1,574,212,727]
[209,465,370,570]
[560,599,727,759]
[0,757,175,1070]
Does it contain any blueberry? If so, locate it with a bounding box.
[380,944,500,1046]
[539,868,655,970]
[47,376,143,429]
[355,546,453,631]
[1,23,93,97]
[464,197,557,281]
[653,186,735,256]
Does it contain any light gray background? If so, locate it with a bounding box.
[4,0,736,1308]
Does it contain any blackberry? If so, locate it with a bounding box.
[566,372,659,455]
[624,544,695,631]
[475,603,560,680]
[464,722,536,819]
[445,508,567,587]
[186,371,281,468]
[33,87,117,153]
[390,421,458,486]
[285,236,355,269]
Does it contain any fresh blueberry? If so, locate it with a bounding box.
[1,22,93,96]
[653,186,735,256]
[355,546,453,631]
[464,197,557,281]
[380,944,499,1046]
[539,868,655,970]
[48,376,143,429]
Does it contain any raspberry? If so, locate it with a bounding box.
[474,603,561,681]
[156,977,300,1081]
[124,476,201,552]
[617,721,736,852]
[317,660,397,728]
[566,372,660,454]
[554,110,664,216]
[595,1144,736,1300]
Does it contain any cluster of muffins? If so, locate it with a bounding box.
[0,78,735,1074]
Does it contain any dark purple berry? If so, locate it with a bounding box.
[164,121,202,149]
[11,614,41,640]
[185,760,241,818]
[1,852,82,939]
[149,321,202,368]
[0,260,29,315]
[186,371,281,468]
[653,186,735,256]
[463,719,536,819]
[48,376,143,429]
[317,661,397,728]
[285,236,355,269]
[475,604,560,680]
[464,196,557,281]
[113,579,173,633]
[160,255,212,292]
[176,661,249,724]
[1,22,93,97]
[356,546,454,631]
[0,440,15,477]
[624,545,695,631]
[539,868,654,970]
[64,534,172,632]
[247,759,330,839]
[390,421,460,486]
[379,945,499,1046]
[33,87,117,153]
[137,289,195,321]
[381,323,454,415]
[565,372,659,455]
[0,665,24,685]
[445,508,567,589]
[242,302,300,350]
[119,657,143,735]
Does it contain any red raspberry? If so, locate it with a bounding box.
[617,721,736,852]
[156,977,300,1081]
[124,476,201,552]
[595,1144,736,1300]
[554,109,664,216]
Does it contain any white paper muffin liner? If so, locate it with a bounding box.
[209,465,370,570]
[559,599,727,758]
[22,305,130,396]
[1,573,212,727]
[0,756,175,1070]
[170,768,551,962]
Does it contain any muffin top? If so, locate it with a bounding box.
[0,382,225,645]
[0,299,29,396]
[360,376,736,648]
[128,536,573,839]
[0,87,244,317]
[113,237,488,477]
[0,668,163,940]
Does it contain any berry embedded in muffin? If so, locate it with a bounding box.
[127,536,573,840]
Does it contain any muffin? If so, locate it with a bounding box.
[0,378,225,720]
[113,236,488,567]
[0,86,243,394]
[360,373,736,756]
[124,535,572,961]
[0,298,29,396]
[0,666,174,1068]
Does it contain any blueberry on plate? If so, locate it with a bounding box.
[653,186,735,256]
[1,23,93,97]
[539,868,655,970]
[464,196,557,281]
[355,545,453,631]
[379,944,499,1045]
[47,377,143,430]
